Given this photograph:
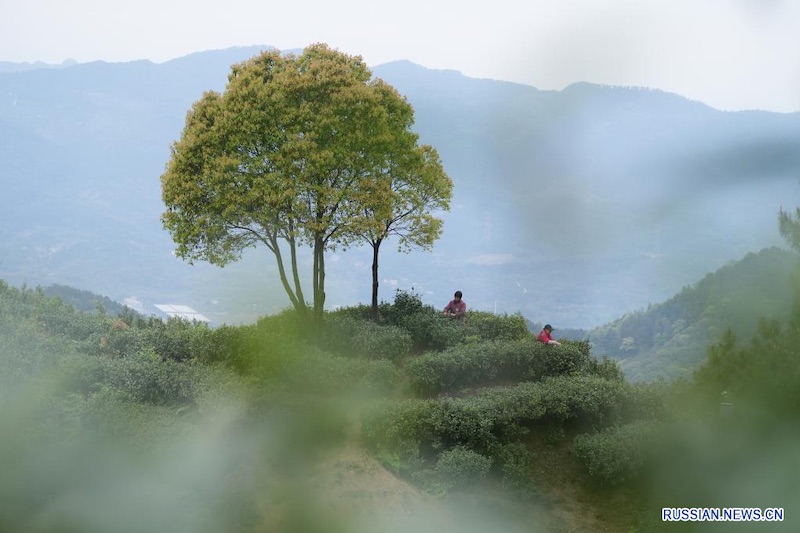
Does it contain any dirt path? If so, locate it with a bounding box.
[253,412,606,533]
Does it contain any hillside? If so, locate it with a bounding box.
[588,246,799,381]
[5,278,800,530]
[2,47,799,328]
[0,280,645,531]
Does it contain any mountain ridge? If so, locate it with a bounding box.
[1,46,798,328]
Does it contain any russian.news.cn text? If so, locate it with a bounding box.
[662,508,784,522]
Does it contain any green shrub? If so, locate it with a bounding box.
[385,288,427,324]
[400,311,469,352]
[96,351,244,410]
[405,339,529,396]
[492,442,535,494]
[537,340,592,376]
[197,310,310,374]
[531,375,629,427]
[405,338,619,396]
[620,381,668,422]
[585,354,626,382]
[361,399,438,454]
[362,375,632,463]
[466,311,530,342]
[433,446,493,489]
[322,315,412,360]
[572,420,664,486]
[405,343,494,396]
[327,303,378,321]
[273,345,399,397]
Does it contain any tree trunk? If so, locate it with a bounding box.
[268,234,307,316]
[288,235,306,309]
[312,236,326,327]
[370,238,382,321]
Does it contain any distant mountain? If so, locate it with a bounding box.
[588,246,799,381]
[41,283,130,315]
[1,47,799,327]
[0,59,77,73]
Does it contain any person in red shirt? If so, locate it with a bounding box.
[536,324,561,346]
[442,290,466,320]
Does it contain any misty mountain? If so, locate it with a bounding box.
[588,246,799,381]
[1,46,799,327]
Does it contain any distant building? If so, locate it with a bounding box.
[153,304,210,323]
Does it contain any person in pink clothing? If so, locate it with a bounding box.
[442,290,466,320]
[536,324,561,346]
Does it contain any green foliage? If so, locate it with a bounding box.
[192,310,400,395]
[362,375,644,459]
[779,206,800,253]
[389,299,532,354]
[327,303,391,322]
[0,278,409,532]
[398,310,467,351]
[385,288,426,323]
[274,346,398,397]
[0,282,104,343]
[195,310,307,373]
[98,352,239,408]
[694,318,800,417]
[41,283,131,315]
[161,44,449,321]
[406,338,613,396]
[465,311,531,342]
[492,441,535,494]
[322,315,412,360]
[97,317,215,362]
[432,446,493,490]
[572,420,664,486]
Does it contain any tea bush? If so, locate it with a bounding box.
[384,288,427,325]
[433,445,493,489]
[399,310,468,352]
[492,441,535,493]
[572,420,664,486]
[464,311,530,342]
[406,338,617,396]
[362,375,635,460]
[198,310,310,374]
[322,315,413,360]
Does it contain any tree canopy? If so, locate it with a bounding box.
[161,43,450,322]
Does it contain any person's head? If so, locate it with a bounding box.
[454,290,463,301]
[543,324,553,332]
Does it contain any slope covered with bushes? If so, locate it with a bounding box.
[588,246,798,381]
[5,280,797,531]
[0,281,400,532]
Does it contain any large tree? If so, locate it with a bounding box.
[161,44,438,323]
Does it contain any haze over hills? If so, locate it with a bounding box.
[1,45,799,328]
[587,246,799,381]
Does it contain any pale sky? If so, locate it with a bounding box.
[3,0,799,112]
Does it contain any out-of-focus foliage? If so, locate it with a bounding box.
[0,280,402,532]
[322,314,413,361]
[6,260,800,530]
[572,420,665,486]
